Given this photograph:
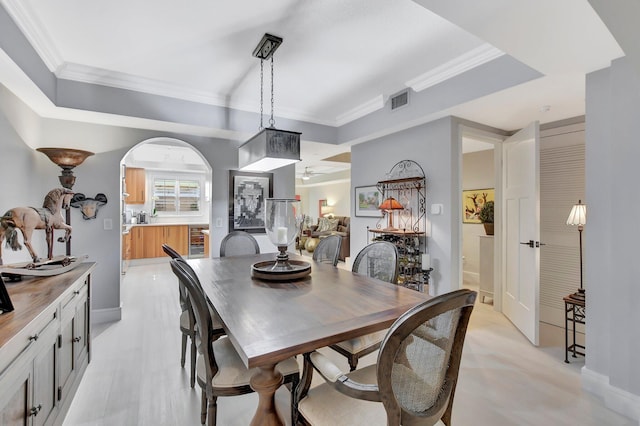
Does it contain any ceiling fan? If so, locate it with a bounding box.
[300,167,324,181]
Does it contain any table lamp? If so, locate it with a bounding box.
[566,199,586,298]
[378,197,404,231]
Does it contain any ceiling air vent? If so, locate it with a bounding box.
[391,90,409,110]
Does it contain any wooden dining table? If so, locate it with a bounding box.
[188,253,431,426]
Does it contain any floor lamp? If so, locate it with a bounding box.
[566,200,586,299]
[37,148,94,255]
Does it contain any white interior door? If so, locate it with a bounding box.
[501,122,540,345]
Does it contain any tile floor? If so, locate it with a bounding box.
[62,261,634,426]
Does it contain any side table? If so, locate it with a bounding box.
[563,294,586,363]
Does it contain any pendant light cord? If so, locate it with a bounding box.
[259,58,264,130]
[269,56,275,128]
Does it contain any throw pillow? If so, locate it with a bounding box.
[327,218,339,232]
[316,217,332,232]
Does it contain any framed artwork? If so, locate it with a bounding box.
[228,170,273,233]
[355,185,383,217]
[0,275,14,313]
[463,188,494,223]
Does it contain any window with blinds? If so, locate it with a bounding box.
[153,177,201,215]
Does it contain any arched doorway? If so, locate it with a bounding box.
[119,137,212,275]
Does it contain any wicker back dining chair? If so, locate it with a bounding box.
[329,241,400,371]
[219,231,260,257]
[170,260,299,426]
[296,289,477,426]
[312,234,342,266]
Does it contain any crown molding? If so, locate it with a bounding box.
[335,94,386,126]
[405,43,504,92]
[2,0,63,72]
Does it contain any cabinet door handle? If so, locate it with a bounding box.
[519,240,534,248]
[73,336,82,343]
[29,404,42,416]
[73,290,80,295]
[29,334,39,342]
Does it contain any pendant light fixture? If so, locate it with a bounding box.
[238,33,301,172]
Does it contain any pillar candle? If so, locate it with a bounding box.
[277,227,288,245]
[421,253,431,269]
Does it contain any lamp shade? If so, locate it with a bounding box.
[378,197,403,211]
[566,200,586,226]
[238,127,301,172]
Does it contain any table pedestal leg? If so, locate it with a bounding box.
[249,364,284,426]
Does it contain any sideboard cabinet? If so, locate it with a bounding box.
[0,263,95,426]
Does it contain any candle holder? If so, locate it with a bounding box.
[251,198,311,280]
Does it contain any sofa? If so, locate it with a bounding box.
[297,216,350,261]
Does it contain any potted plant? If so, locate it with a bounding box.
[479,201,494,235]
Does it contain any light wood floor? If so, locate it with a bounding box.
[63,261,634,426]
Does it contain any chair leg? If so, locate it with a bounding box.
[348,354,359,372]
[181,333,187,368]
[190,334,197,388]
[207,395,218,426]
[200,390,207,425]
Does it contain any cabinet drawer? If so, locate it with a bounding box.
[0,306,58,378]
[61,277,89,318]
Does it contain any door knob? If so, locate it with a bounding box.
[520,240,534,248]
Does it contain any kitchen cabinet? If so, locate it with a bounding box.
[129,225,188,259]
[125,167,146,204]
[0,264,94,426]
[122,231,131,261]
[130,227,145,260]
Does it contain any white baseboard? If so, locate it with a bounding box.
[92,306,122,325]
[463,270,479,286]
[582,367,640,422]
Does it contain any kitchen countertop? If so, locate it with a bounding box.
[122,222,208,234]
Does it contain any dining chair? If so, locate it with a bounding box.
[170,260,300,426]
[219,231,260,257]
[296,289,477,426]
[312,234,342,266]
[329,241,400,371]
[162,244,195,380]
[163,244,224,388]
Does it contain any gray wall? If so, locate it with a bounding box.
[0,105,294,320]
[351,117,459,295]
[584,56,640,417]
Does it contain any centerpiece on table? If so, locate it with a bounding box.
[251,198,311,280]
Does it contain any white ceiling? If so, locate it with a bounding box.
[0,0,625,180]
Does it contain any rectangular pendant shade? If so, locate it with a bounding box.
[238,127,301,172]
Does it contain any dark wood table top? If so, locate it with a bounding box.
[188,254,431,368]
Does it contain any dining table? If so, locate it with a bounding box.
[188,253,431,426]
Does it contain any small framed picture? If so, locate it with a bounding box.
[355,185,383,217]
[0,275,14,313]
[462,188,495,223]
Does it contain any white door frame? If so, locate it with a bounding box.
[457,124,506,311]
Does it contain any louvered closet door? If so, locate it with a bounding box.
[539,125,585,327]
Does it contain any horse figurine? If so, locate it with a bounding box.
[0,188,74,265]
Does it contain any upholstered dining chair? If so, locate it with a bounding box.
[219,231,260,257]
[329,241,400,371]
[296,289,477,426]
[163,244,225,388]
[312,234,342,266]
[170,260,300,426]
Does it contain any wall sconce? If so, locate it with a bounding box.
[320,205,334,218]
[238,33,301,172]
